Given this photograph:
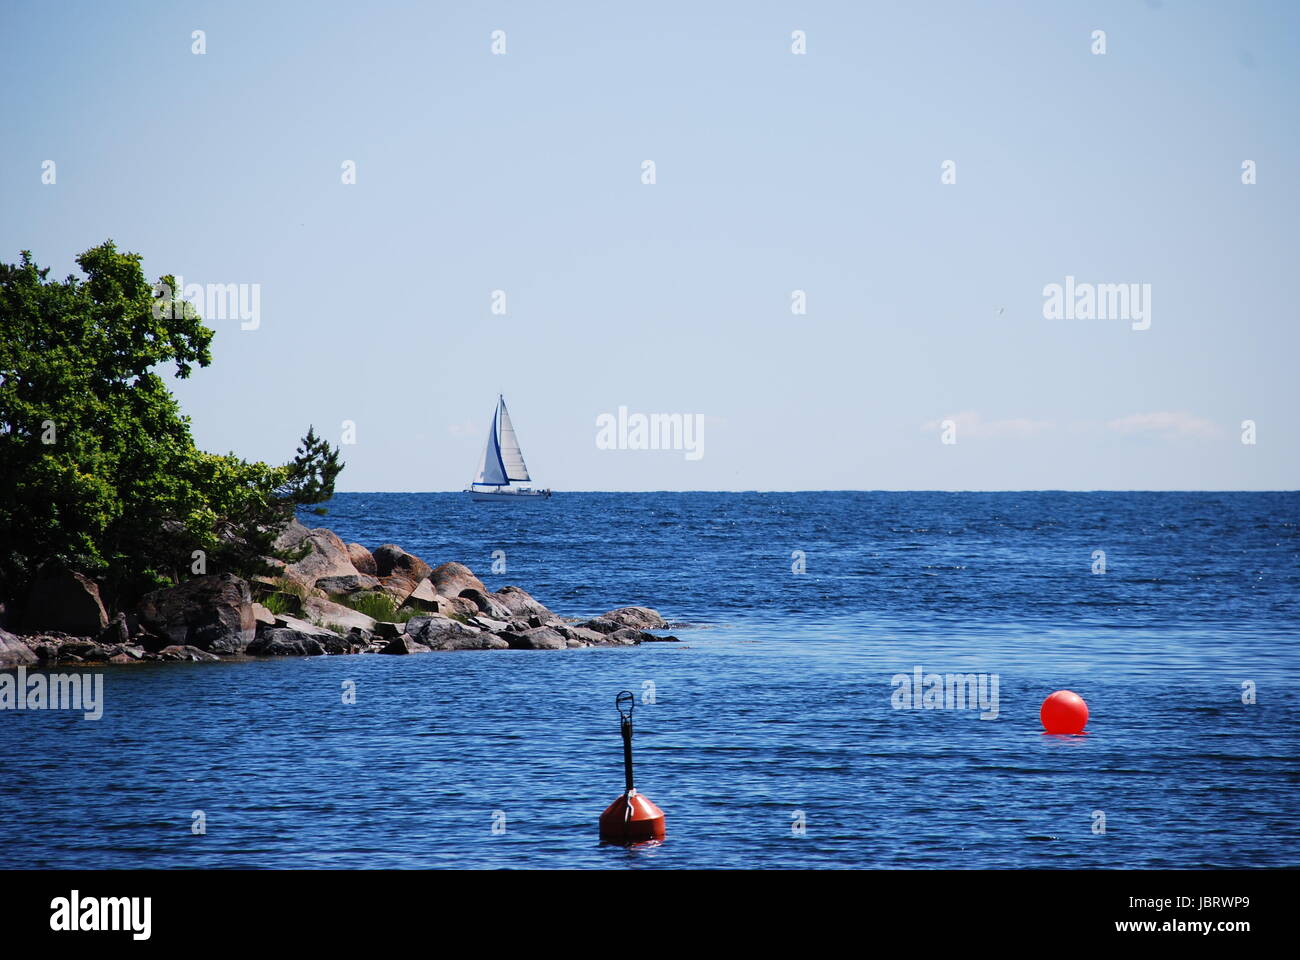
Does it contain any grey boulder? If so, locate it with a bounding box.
[247,629,326,657]
[138,574,255,654]
[379,635,433,655]
[157,644,221,662]
[316,573,381,595]
[405,615,507,651]
[491,586,555,621]
[500,626,568,650]
[554,624,607,646]
[598,606,668,630]
[458,588,513,620]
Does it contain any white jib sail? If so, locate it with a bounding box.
[496,396,531,482]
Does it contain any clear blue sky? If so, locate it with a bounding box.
[3,0,1296,491]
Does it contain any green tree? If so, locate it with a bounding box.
[0,241,343,609]
[281,426,344,510]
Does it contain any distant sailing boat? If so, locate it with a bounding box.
[467,395,552,501]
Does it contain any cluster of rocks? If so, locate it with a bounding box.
[0,519,677,667]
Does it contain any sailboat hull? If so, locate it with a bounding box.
[468,487,551,502]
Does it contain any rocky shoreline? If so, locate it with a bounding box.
[0,519,677,667]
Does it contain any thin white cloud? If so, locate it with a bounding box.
[1105,411,1219,439]
[921,410,1054,439]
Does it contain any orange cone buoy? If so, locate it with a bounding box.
[1040,689,1089,734]
[599,691,666,844]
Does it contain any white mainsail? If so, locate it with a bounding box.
[496,397,531,482]
[473,402,510,486]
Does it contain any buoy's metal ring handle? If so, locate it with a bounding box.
[616,690,635,720]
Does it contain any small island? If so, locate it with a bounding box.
[0,243,673,667]
[1,517,676,666]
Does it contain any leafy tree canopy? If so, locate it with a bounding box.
[0,241,343,608]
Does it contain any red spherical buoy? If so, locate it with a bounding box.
[1040,689,1089,734]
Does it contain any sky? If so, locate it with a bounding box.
[2,0,1297,491]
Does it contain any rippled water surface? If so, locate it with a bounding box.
[3,492,1297,868]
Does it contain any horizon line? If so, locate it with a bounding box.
[328,488,1300,495]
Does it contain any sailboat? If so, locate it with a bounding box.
[467,395,552,501]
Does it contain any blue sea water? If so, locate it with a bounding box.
[2,491,1297,869]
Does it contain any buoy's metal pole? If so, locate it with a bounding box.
[599,690,665,843]
[616,691,635,794]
